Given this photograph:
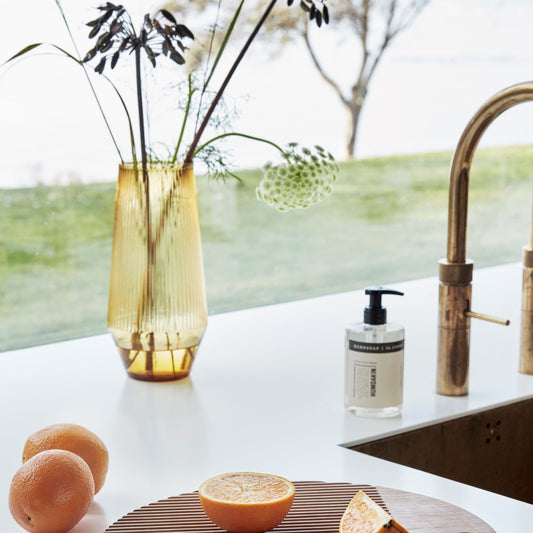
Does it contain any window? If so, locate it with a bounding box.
[2,0,533,351]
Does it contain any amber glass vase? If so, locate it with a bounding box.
[107,163,207,381]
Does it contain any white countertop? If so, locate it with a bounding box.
[1,262,532,532]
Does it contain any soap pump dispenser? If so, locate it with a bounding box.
[345,287,404,417]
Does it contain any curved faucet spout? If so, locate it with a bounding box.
[447,82,533,264]
[438,82,533,396]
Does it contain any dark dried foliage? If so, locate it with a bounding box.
[83,2,194,73]
[297,0,329,27]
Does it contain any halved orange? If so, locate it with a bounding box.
[198,472,295,532]
[339,490,409,533]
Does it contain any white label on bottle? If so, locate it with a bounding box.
[346,341,404,408]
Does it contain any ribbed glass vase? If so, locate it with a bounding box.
[107,163,207,381]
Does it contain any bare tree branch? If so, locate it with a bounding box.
[302,22,350,108]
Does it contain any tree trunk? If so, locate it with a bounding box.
[345,83,367,158]
[346,103,363,158]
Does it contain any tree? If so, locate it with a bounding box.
[309,0,431,157]
[165,0,429,158]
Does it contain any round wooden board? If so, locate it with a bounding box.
[105,480,495,532]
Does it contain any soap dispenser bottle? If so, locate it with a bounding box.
[345,287,404,417]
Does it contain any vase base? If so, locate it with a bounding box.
[117,345,198,382]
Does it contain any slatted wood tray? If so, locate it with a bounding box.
[105,480,495,532]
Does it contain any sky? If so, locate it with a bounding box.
[1,0,533,187]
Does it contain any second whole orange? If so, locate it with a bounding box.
[22,422,109,494]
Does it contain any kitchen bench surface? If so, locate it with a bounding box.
[1,262,532,532]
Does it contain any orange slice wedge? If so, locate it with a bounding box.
[339,490,409,533]
[198,472,295,532]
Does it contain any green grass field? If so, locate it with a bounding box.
[2,145,533,351]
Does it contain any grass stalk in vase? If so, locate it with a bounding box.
[150,0,284,250]
[183,0,278,166]
[134,44,152,340]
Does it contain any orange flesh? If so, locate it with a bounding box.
[339,491,409,533]
[201,472,293,503]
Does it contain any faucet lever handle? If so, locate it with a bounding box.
[465,310,510,326]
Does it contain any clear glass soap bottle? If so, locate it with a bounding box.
[345,287,404,417]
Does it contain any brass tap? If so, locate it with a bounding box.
[438,82,533,396]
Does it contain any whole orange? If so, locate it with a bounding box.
[199,472,295,532]
[9,449,94,533]
[22,423,109,494]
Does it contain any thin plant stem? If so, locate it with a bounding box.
[54,0,124,162]
[135,47,148,177]
[103,73,137,166]
[193,132,284,159]
[171,74,195,164]
[193,0,224,136]
[135,45,153,370]
[184,0,278,165]
[203,0,245,91]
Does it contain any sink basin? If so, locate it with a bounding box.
[349,397,533,504]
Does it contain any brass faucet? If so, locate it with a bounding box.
[437,82,533,396]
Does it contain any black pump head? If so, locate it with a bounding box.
[364,287,404,325]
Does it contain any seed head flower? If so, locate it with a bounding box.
[256,144,338,211]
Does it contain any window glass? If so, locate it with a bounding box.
[2,0,533,351]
